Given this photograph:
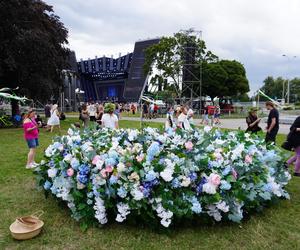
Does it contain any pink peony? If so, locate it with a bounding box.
[209,173,221,186]
[67,168,74,177]
[100,169,107,178]
[232,169,238,179]
[185,141,193,151]
[92,155,101,165]
[105,165,113,173]
[245,154,253,164]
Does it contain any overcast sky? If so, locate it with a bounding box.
[46,0,300,94]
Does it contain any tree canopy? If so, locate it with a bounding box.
[144,30,250,100]
[0,0,70,102]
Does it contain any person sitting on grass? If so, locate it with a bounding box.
[246,107,262,134]
[23,109,39,169]
[101,103,119,129]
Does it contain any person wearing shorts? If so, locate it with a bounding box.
[23,109,39,169]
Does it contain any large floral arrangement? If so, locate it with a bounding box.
[35,126,290,228]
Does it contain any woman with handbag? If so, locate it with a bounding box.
[285,116,300,176]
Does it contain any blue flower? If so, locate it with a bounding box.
[220,181,231,190]
[109,175,118,185]
[43,180,52,190]
[105,157,116,166]
[196,177,207,194]
[189,172,197,182]
[146,142,160,162]
[108,150,118,160]
[117,187,127,198]
[77,174,88,184]
[222,166,231,176]
[171,178,181,188]
[145,170,157,182]
[191,201,202,214]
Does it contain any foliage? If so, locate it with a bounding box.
[0,0,70,101]
[144,29,218,98]
[35,125,290,228]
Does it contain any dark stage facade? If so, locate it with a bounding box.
[77,38,160,102]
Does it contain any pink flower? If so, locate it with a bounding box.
[136,154,144,163]
[105,165,113,173]
[100,169,107,178]
[209,173,221,186]
[185,141,193,151]
[67,168,74,177]
[232,169,238,179]
[92,155,101,165]
[245,154,253,164]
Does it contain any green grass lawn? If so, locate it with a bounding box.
[0,118,299,250]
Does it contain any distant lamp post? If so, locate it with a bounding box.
[282,54,297,104]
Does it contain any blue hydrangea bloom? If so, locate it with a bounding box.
[146,142,160,162]
[220,181,231,190]
[222,166,231,176]
[145,170,157,182]
[171,178,181,188]
[117,187,127,198]
[105,157,116,166]
[109,175,118,185]
[43,180,52,190]
[189,172,197,182]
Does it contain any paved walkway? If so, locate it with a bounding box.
[65,114,291,135]
[119,116,291,135]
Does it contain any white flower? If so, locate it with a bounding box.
[67,128,74,136]
[96,160,105,169]
[216,201,229,213]
[203,126,212,133]
[160,168,174,182]
[48,168,58,178]
[202,182,217,194]
[128,130,138,141]
[131,188,144,200]
[94,197,107,224]
[115,203,130,223]
[117,162,126,173]
[181,176,191,187]
[207,205,222,221]
[63,154,72,163]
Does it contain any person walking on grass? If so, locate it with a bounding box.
[265,101,279,143]
[23,109,39,169]
[285,116,300,176]
[47,104,60,132]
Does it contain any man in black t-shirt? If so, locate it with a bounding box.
[265,101,279,143]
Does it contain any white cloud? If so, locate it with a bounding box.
[46,0,300,94]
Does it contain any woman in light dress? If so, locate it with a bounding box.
[47,104,60,132]
[177,106,192,130]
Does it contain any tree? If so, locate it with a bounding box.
[144,30,249,100]
[144,29,218,98]
[0,0,70,102]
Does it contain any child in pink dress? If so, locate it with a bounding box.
[23,109,39,169]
